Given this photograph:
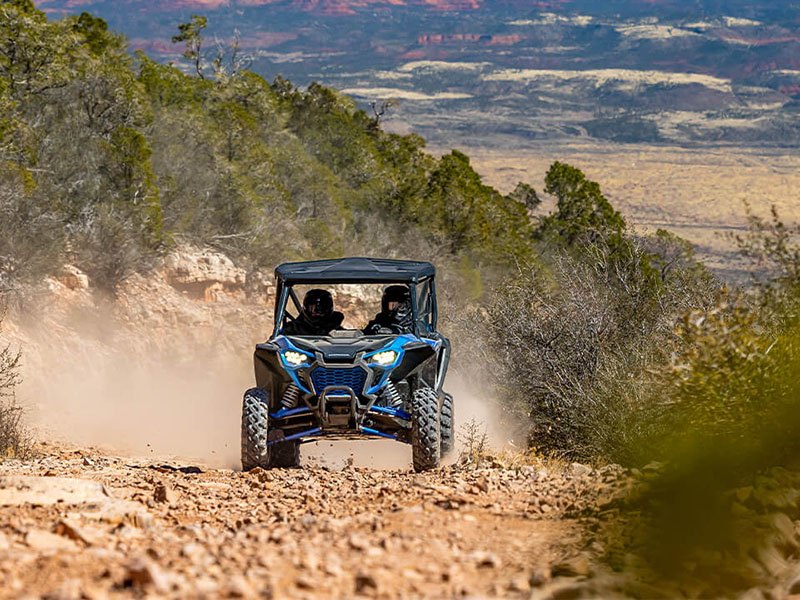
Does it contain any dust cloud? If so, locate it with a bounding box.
[304,375,518,469]
[14,313,251,469]
[15,314,514,470]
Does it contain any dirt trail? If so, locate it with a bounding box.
[0,444,622,599]
[0,252,624,598]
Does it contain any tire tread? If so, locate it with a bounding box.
[411,386,441,472]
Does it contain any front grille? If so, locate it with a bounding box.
[310,367,367,396]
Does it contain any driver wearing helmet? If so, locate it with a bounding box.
[363,285,413,335]
[283,289,344,336]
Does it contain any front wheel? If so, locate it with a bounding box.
[411,386,441,472]
[241,388,300,470]
[241,388,270,471]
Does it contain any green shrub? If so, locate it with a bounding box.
[600,210,800,597]
[476,164,715,463]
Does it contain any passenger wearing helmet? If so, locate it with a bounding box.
[363,285,414,335]
[283,289,344,336]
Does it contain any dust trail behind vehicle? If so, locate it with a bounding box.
[10,307,512,469]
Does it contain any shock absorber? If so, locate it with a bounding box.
[380,380,404,408]
[281,383,302,409]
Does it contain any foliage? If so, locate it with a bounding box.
[171,15,207,78]
[538,160,625,245]
[507,181,540,210]
[0,167,65,289]
[596,212,800,597]
[0,7,539,291]
[470,163,716,462]
[0,311,28,460]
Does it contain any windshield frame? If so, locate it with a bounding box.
[272,277,436,338]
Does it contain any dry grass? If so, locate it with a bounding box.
[455,418,558,471]
[462,142,800,278]
[0,312,29,460]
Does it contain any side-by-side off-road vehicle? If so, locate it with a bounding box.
[241,257,454,472]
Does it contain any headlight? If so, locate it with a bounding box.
[283,350,310,366]
[370,350,397,366]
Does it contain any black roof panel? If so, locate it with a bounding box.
[275,257,435,284]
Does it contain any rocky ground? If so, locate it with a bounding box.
[0,444,629,599]
[0,247,633,599]
[8,247,800,599]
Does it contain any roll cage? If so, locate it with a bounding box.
[273,257,438,337]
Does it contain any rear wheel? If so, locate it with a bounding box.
[440,391,454,457]
[411,386,441,472]
[241,388,301,470]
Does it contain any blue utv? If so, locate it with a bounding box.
[241,257,454,472]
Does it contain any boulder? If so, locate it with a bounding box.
[59,265,90,291]
[163,248,246,301]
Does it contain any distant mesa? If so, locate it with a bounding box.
[417,33,523,45]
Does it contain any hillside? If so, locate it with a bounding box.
[5,4,800,599]
[1,1,539,295]
[34,0,800,147]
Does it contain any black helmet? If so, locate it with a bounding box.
[303,289,334,323]
[381,285,410,314]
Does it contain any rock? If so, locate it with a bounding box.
[739,587,767,600]
[552,554,592,578]
[755,543,788,578]
[60,265,90,291]
[78,583,108,600]
[154,483,180,505]
[0,531,10,551]
[530,580,590,600]
[295,574,315,590]
[753,486,800,512]
[787,568,800,594]
[164,247,246,300]
[181,543,212,567]
[469,551,501,569]
[70,498,153,529]
[642,461,665,472]
[354,571,378,594]
[348,533,370,551]
[767,512,798,551]
[571,463,592,477]
[322,553,344,577]
[25,529,78,552]
[0,476,108,506]
[529,567,551,587]
[54,519,98,546]
[227,575,255,598]
[123,558,169,592]
[245,270,276,299]
[508,575,531,593]
[46,577,82,600]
